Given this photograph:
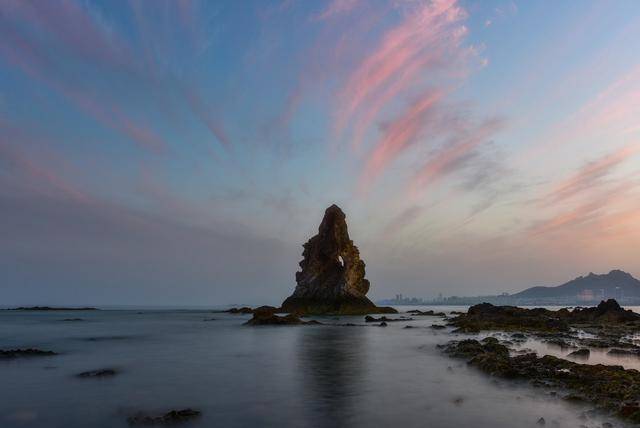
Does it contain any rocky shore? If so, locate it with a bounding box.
[441,337,640,422]
[439,299,640,423]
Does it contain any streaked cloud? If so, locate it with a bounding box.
[312,0,360,21]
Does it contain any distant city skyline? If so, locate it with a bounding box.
[1,0,640,306]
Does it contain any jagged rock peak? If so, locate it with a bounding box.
[296,204,369,297]
[280,204,396,315]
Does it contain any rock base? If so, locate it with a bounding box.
[281,296,396,315]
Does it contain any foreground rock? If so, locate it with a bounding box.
[0,349,57,359]
[441,338,640,422]
[127,409,201,426]
[450,299,639,333]
[244,312,321,326]
[76,369,118,378]
[281,205,396,315]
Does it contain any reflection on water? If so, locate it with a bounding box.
[0,308,632,428]
[297,326,365,427]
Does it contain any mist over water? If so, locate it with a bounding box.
[0,307,633,428]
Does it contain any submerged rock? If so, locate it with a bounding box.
[0,349,57,359]
[567,349,590,358]
[545,338,576,349]
[76,369,118,378]
[244,312,321,326]
[608,348,640,357]
[281,205,396,315]
[407,309,446,316]
[364,315,412,323]
[127,409,201,426]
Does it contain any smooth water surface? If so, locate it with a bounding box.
[0,307,633,428]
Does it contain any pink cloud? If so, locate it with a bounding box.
[545,143,640,205]
[0,128,89,204]
[522,63,640,163]
[409,117,504,195]
[312,0,360,21]
[4,0,134,70]
[336,0,469,140]
[328,0,495,199]
[359,90,444,189]
[0,10,167,152]
[183,87,231,148]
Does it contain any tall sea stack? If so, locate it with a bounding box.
[281,204,396,315]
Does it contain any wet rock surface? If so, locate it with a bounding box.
[440,338,640,423]
[0,349,57,359]
[127,409,201,426]
[281,205,396,315]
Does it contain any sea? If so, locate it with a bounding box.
[1,305,638,428]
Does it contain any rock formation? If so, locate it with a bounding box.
[450,299,640,333]
[281,204,396,315]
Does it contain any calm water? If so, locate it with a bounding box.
[0,306,634,428]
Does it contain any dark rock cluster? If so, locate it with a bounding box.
[243,311,321,326]
[450,299,640,333]
[76,369,118,378]
[407,309,446,316]
[0,349,57,359]
[8,306,98,311]
[364,315,412,323]
[127,409,201,426]
[281,205,396,315]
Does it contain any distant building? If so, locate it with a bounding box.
[577,289,595,302]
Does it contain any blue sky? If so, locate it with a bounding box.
[1,0,639,306]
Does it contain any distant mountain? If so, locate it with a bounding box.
[513,270,640,300]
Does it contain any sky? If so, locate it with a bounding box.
[1,0,639,306]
